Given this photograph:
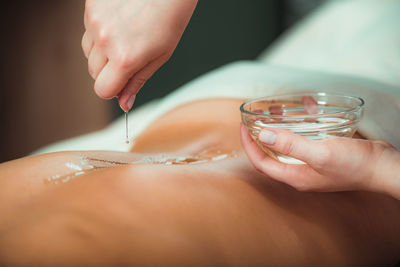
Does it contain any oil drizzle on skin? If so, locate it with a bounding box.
[125,111,129,144]
[44,149,238,185]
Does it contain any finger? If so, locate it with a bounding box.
[269,105,283,115]
[88,45,108,80]
[118,55,168,111]
[302,96,319,114]
[240,124,313,187]
[240,123,272,164]
[94,47,153,99]
[94,62,135,99]
[258,128,330,167]
[82,31,94,58]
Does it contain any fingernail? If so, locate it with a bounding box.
[127,95,136,110]
[269,105,283,115]
[259,129,277,145]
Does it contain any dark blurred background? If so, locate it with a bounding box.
[0,0,324,163]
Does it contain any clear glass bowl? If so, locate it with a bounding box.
[240,93,364,164]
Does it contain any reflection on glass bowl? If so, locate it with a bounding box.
[240,93,364,164]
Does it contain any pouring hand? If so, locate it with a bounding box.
[82,0,198,111]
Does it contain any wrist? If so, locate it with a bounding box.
[370,147,400,200]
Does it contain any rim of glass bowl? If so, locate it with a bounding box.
[240,93,364,119]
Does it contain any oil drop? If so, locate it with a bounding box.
[125,111,129,144]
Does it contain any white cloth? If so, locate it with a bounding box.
[34,62,400,154]
[259,0,400,88]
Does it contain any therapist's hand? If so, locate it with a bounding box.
[82,0,198,111]
[240,124,400,199]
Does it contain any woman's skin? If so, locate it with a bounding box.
[0,99,399,266]
[82,0,198,111]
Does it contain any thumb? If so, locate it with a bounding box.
[258,128,330,167]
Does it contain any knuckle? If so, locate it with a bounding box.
[97,29,110,46]
[114,51,135,70]
[281,139,296,156]
[86,11,101,29]
[313,144,332,169]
